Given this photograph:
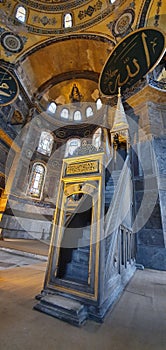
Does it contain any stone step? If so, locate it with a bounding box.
[105,200,113,205]
[78,246,90,254]
[64,244,90,282]
[64,263,89,283]
[106,178,119,186]
[106,179,119,187]
[108,173,120,179]
[105,191,114,197]
[105,184,115,189]
[105,200,114,205]
[72,247,89,264]
[105,190,115,204]
[112,170,121,175]
[34,294,88,326]
[109,171,121,178]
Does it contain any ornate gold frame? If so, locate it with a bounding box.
[44,152,104,301]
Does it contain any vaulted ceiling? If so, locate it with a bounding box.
[0,0,165,107]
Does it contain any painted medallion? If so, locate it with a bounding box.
[0,66,19,106]
[99,28,165,96]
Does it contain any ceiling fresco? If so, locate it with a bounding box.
[0,0,165,107]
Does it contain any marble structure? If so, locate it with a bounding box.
[0,0,166,325]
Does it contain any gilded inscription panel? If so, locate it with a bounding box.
[66,160,99,175]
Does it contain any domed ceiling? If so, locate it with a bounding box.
[0,0,165,108]
[17,35,114,105]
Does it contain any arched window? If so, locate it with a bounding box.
[64,13,73,28]
[86,106,93,118]
[73,110,81,121]
[65,138,81,157]
[37,131,54,156]
[15,6,26,23]
[96,98,102,110]
[92,128,102,150]
[48,102,56,114]
[27,163,46,198]
[61,108,69,119]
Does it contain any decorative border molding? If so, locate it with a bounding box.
[78,0,102,20]
[18,0,91,12]
[154,0,162,27]
[8,4,124,35]
[32,15,57,27]
[138,0,152,28]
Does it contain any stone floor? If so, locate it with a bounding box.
[0,238,49,257]
[0,253,166,350]
[0,250,44,270]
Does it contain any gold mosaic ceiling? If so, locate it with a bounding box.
[0,0,165,105]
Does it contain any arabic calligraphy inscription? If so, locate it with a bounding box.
[0,66,19,106]
[66,160,99,175]
[100,28,165,96]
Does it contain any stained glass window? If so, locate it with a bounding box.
[27,163,45,198]
[37,131,54,156]
[16,6,26,23]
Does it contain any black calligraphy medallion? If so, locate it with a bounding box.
[99,28,165,96]
[1,32,23,53]
[0,66,19,106]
